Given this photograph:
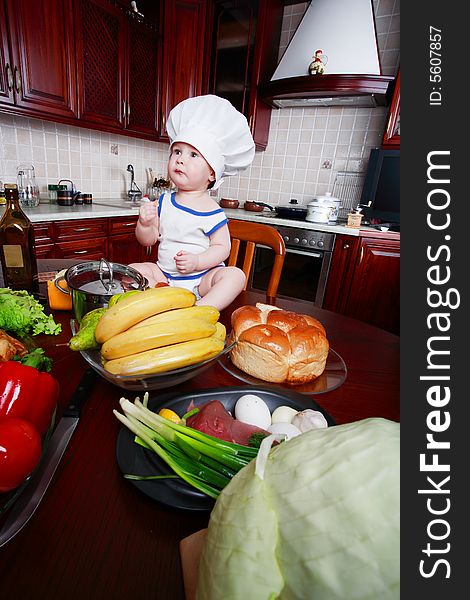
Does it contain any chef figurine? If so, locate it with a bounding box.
[309,49,326,75]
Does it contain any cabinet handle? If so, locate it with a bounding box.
[358,246,364,264]
[121,222,135,227]
[127,102,130,120]
[5,63,13,91]
[13,66,21,94]
[72,228,90,232]
[343,244,350,250]
[123,100,126,120]
[249,115,253,128]
[73,250,88,254]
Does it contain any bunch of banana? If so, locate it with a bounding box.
[77,287,226,377]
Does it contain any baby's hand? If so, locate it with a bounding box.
[138,202,157,225]
[174,251,199,274]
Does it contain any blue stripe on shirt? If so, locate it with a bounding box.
[161,266,223,281]
[206,218,228,236]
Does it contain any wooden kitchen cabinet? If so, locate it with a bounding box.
[75,0,160,138]
[324,233,400,335]
[108,215,153,263]
[33,216,153,264]
[158,0,207,141]
[0,0,77,118]
[204,0,283,150]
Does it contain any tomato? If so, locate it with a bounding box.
[0,418,42,493]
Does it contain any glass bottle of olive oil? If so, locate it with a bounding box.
[0,183,39,294]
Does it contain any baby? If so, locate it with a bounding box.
[129,95,255,310]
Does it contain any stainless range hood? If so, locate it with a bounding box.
[259,0,393,108]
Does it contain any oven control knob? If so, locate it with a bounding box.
[283,235,290,243]
[309,239,316,246]
[301,238,308,245]
[317,240,324,248]
[293,237,300,244]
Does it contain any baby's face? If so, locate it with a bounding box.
[168,142,215,192]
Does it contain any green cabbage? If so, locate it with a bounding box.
[197,418,399,600]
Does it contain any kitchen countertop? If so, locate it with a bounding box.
[1,199,399,238]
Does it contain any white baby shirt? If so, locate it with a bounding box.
[156,191,228,282]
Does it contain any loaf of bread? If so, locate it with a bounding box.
[229,303,329,384]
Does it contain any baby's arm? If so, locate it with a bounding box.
[174,224,230,274]
[135,202,159,246]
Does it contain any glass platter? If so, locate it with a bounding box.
[70,320,235,391]
[218,348,347,394]
[115,386,335,512]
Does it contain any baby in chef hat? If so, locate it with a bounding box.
[129,95,255,310]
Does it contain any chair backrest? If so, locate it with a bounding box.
[227,219,286,303]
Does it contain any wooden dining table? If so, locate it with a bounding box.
[0,260,399,599]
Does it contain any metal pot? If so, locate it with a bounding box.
[55,258,148,322]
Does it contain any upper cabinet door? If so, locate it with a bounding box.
[1,0,77,118]
[382,68,400,148]
[75,0,126,129]
[126,16,160,137]
[205,0,283,150]
[159,0,207,140]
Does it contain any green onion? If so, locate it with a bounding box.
[113,395,258,498]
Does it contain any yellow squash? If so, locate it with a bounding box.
[128,305,220,330]
[213,321,226,341]
[95,286,195,344]
[101,318,216,360]
[103,335,225,376]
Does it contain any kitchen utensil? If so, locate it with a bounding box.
[274,199,308,220]
[310,192,341,223]
[126,164,142,202]
[243,201,273,212]
[306,197,337,223]
[70,320,235,391]
[55,259,148,322]
[17,164,40,208]
[115,385,335,511]
[219,198,239,209]
[0,368,97,548]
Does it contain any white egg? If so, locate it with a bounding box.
[270,405,299,425]
[234,394,271,429]
[267,422,302,440]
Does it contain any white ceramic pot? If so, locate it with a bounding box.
[306,201,334,224]
[310,192,341,222]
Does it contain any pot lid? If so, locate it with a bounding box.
[65,259,147,295]
[278,199,307,211]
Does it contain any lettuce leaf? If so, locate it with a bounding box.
[0,288,61,335]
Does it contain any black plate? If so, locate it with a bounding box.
[115,386,335,512]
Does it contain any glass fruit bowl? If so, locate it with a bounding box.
[70,320,235,391]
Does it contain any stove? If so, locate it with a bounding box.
[276,225,335,252]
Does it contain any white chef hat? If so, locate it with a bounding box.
[166,95,255,190]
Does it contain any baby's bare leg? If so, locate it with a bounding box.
[128,262,168,287]
[197,266,246,310]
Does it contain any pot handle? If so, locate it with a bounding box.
[254,202,274,210]
[98,258,115,292]
[54,275,71,295]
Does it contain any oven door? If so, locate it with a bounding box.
[251,245,332,305]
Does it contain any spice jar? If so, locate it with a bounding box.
[81,193,93,205]
[48,184,67,204]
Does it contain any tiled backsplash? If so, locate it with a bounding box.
[0,0,399,207]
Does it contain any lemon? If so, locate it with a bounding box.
[158,408,181,424]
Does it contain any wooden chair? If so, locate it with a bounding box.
[227,219,286,303]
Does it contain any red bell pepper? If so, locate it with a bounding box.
[0,418,42,493]
[0,362,59,436]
